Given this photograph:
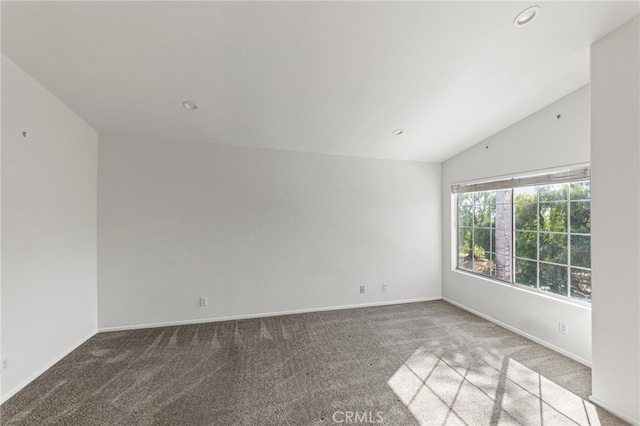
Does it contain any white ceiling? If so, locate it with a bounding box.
[2,1,639,163]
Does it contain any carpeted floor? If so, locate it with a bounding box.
[0,301,628,425]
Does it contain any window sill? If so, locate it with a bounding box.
[452,268,592,309]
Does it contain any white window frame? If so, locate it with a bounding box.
[451,164,591,305]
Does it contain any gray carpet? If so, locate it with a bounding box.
[0,301,628,425]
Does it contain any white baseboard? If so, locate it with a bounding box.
[589,396,639,426]
[1,329,98,405]
[99,297,442,332]
[442,297,592,367]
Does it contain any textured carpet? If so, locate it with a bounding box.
[1,301,628,425]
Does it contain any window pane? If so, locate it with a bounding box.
[540,263,568,296]
[540,233,567,264]
[514,186,536,203]
[495,189,511,204]
[570,201,590,233]
[458,227,472,270]
[539,184,568,201]
[495,203,511,230]
[494,228,511,257]
[570,181,590,201]
[474,191,494,227]
[571,235,591,268]
[515,259,537,287]
[459,193,474,204]
[539,202,567,232]
[474,228,491,256]
[494,254,511,282]
[475,206,492,227]
[515,202,537,231]
[458,194,474,227]
[515,231,537,260]
[491,229,496,253]
[570,269,591,301]
[473,256,494,277]
[475,191,496,204]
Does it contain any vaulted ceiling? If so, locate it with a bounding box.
[2,1,638,162]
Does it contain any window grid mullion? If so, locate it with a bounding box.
[511,189,516,285]
[471,197,475,273]
[567,185,572,297]
[536,188,540,290]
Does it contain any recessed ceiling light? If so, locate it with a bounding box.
[182,100,198,110]
[392,129,404,135]
[513,6,540,27]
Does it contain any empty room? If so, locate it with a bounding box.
[1,1,639,425]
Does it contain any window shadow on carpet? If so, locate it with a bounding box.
[388,345,613,425]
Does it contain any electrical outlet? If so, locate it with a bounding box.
[199,297,208,307]
[558,322,569,335]
[2,359,8,370]
[360,286,365,294]
[382,284,388,292]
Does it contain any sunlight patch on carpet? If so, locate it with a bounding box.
[388,347,604,425]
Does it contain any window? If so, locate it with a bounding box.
[454,167,591,303]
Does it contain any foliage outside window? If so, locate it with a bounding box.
[456,173,591,303]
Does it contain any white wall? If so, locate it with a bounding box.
[98,136,441,329]
[1,56,98,402]
[590,15,639,425]
[441,86,592,364]
[0,15,4,403]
